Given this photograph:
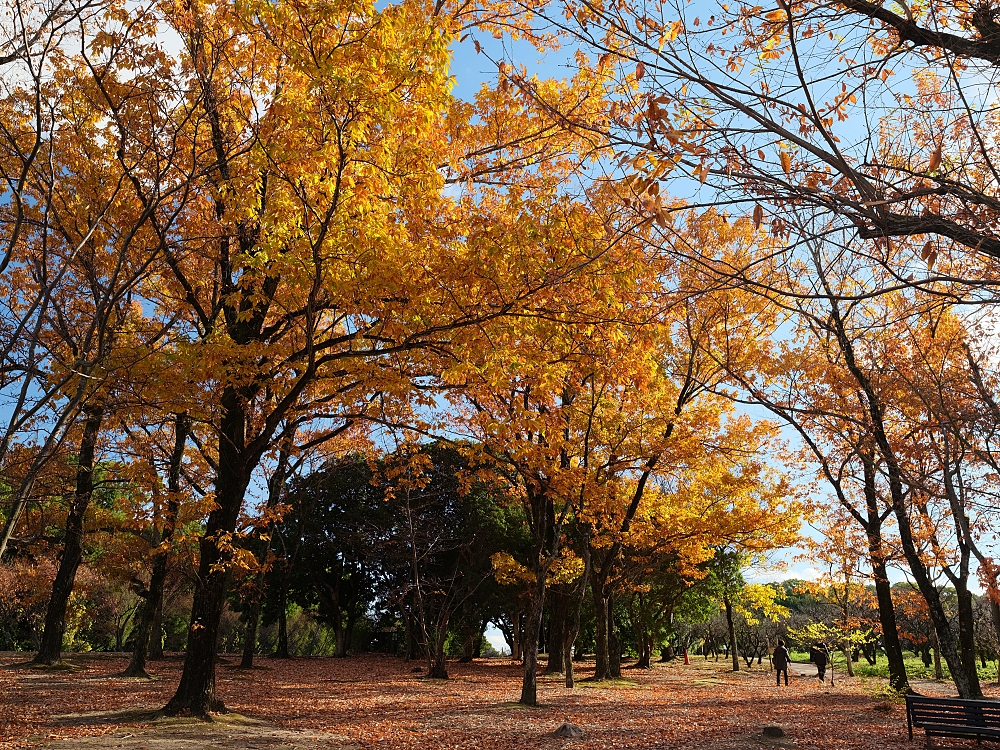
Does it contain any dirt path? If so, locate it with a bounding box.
[785,660,957,696]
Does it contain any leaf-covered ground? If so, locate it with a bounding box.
[0,652,979,749]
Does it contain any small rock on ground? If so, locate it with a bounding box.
[554,722,585,738]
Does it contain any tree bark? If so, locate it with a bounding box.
[724,594,739,672]
[841,647,855,677]
[826,297,976,696]
[459,624,476,663]
[609,593,621,679]
[150,597,164,658]
[871,560,908,691]
[990,598,1000,685]
[275,575,290,659]
[633,594,651,669]
[563,539,590,688]
[860,456,910,693]
[955,582,981,694]
[239,601,262,670]
[544,588,566,674]
[519,572,546,705]
[164,386,251,716]
[334,614,349,659]
[428,620,449,679]
[240,434,292,670]
[34,406,104,665]
[932,628,944,680]
[635,630,651,668]
[126,413,190,678]
[592,576,609,680]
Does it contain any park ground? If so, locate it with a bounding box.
[0,652,987,750]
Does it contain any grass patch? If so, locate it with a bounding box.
[852,654,968,681]
[26,660,89,672]
[578,677,642,689]
[490,701,545,710]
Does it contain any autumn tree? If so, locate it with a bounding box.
[796,524,883,678]
[21,77,184,662]
[124,412,192,678]
[19,0,608,712]
[0,0,121,440]
[731,234,995,696]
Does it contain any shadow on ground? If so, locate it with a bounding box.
[44,710,358,750]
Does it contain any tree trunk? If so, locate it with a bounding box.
[609,594,621,679]
[563,541,590,688]
[126,413,190,678]
[860,456,909,692]
[562,629,576,688]
[34,407,104,665]
[240,602,261,669]
[634,595,651,669]
[275,574,290,658]
[841,647,854,676]
[334,617,348,658]
[164,386,251,717]
[592,579,609,680]
[428,651,448,678]
[428,622,449,679]
[515,614,523,662]
[239,434,292,670]
[829,301,976,696]
[150,597,164,658]
[724,595,739,672]
[870,564,908,691]
[635,641,649,668]
[991,597,1000,685]
[127,554,168,674]
[459,625,476,663]
[932,628,944,680]
[955,582,983,696]
[510,609,522,662]
[401,609,413,661]
[545,588,566,674]
[519,573,546,706]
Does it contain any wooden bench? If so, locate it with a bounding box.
[906,694,1000,747]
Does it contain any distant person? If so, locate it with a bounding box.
[772,639,790,686]
[810,642,829,683]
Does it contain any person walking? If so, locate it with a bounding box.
[811,642,829,683]
[773,639,790,686]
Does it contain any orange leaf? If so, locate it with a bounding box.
[927,145,942,173]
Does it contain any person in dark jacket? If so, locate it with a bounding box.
[811,642,829,683]
[773,639,790,686]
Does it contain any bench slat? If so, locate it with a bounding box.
[906,694,1000,742]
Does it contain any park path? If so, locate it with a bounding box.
[786,659,958,696]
